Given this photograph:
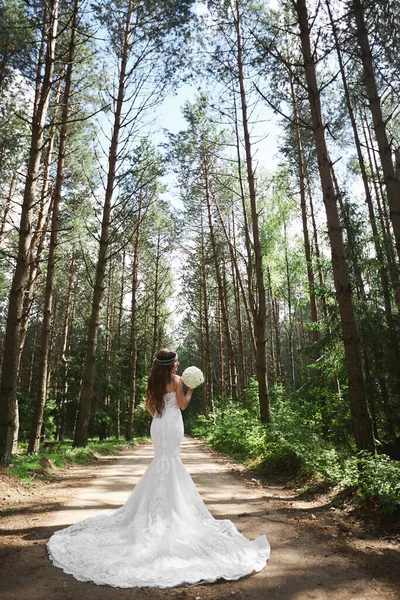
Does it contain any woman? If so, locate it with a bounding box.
[47,348,270,588]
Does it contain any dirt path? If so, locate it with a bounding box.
[1,437,399,600]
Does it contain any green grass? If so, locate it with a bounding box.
[7,437,147,482]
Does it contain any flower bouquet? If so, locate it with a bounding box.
[181,366,204,389]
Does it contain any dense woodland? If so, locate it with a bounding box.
[0,0,399,511]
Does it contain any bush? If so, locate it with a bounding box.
[187,382,400,515]
[355,452,400,515]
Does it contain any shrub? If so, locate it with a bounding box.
[187,382,400,515]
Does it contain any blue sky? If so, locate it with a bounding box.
[155,81,281,211]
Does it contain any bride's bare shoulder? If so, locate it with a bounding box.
[172,374,182,386]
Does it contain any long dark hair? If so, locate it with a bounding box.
[146,348,177,415]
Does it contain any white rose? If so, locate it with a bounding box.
[181,366,205,389]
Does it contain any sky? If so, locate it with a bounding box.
[88,0,287,345]
[155,83,282,211]
[151,0,283,210]
[91,0,283,212]
[153,78,283,346]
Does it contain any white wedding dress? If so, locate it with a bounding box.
[47,392,270,588]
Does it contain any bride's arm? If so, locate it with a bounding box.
[174,375,193,410]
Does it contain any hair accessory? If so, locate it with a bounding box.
[153,353,177,365]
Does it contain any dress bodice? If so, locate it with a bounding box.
[163,391,179,410]
[152,390,183,458]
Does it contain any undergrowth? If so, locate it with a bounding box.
[187,381,400,516]
[7,437,145,482]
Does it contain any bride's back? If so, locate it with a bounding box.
[164,373,179,395]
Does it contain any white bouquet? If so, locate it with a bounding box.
[181,366,204,389]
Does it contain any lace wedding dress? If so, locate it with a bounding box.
[47,392,270,588]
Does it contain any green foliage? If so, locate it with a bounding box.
[188,382,400,515]
[0,0,35,84]
[354,452,400,515]
[8,437,144,482]
[132,394,152,437]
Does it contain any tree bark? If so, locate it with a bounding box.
[0,172,17,249]
[352,0,400,267]
[115,248,126,440]
[295,0,375,451]
[230,211,246,399]
[283,221,295,389]
[203,150,238,399]
[74,0,134,447]
[0,0,59,465]
[29,0,78,454]
[199,263,206,413]
[289,73,319,343]
[234,0,270,422]
[327,0,396,334]
[216,296,225,397]
[361,113,398,288]
[104,263,114,408]
[200,211,213,413]
[212,190,257,357]
[56,248,75,440]
[126,192,143,441]
[19,76,62,367]
[151,233,161,360]
[306,176,328,320]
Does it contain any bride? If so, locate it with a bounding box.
[47,348,270,588]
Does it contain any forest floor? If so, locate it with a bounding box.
[0,437,399,600]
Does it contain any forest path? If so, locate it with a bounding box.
[0,437,399,600]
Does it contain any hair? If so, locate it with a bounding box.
[146,348,177,416]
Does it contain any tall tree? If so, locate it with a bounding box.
[0,0,59,465]
[351,0,400,269]
[232,0,271,421]
[29,0,80,454]
[294,0,375,451]
[74,0,195,447]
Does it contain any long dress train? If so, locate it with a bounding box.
[47,392,270,588]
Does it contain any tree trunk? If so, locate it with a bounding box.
[307,176,328,320]
[212,190,257,357]
[217,297,225,397]
[203,150,237,398]
[56,248,75,440]
[200,211,213,413]
[265,273,276,384]
[361,113,398,288]
[0,0,59,465]
[352,0,400,267]
[74,0,134,447]
[104,263,114,408]
[0,172,17,249]
[126,192,143,441]
[29,0,78,454]
[221,258,233,395]
[199,264,206,413]
[19,76,62,366]
[289,73,319,343]
[230,211,246,399]
[327,0,397,330]
[274,297,284,383]
[283,222,296,389]
[116,248,126,440]
[151,233,161,360]
[234,0,270,422]
[295,0,375,451]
